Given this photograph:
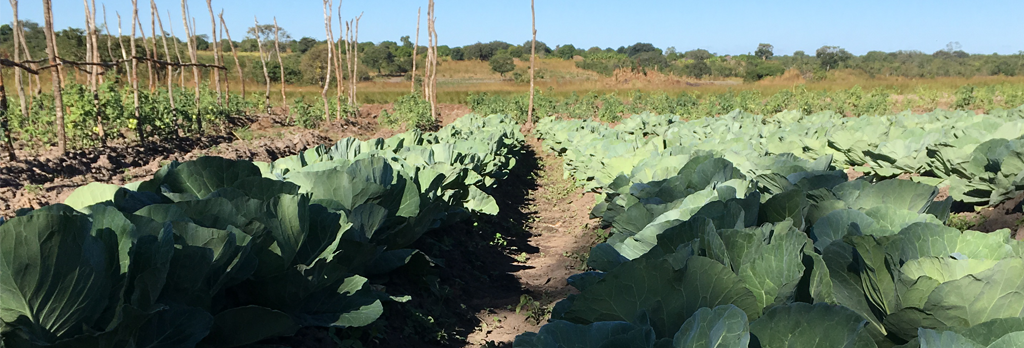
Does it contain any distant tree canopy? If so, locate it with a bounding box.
[507,45,524,59]
[756,43,774,61]
[684,49,712,62]
[246,24,290,45]
[621,42,660,57]
[450,47,465,60]
[554,44,577,60]
[291,37,317,54]
[816,45,853,71]
[524,40,553,56]
[462,41,512,61]
[193,34,210,51]
[489,53,515,77]
[0,18,1019,87]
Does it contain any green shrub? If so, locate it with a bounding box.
[291,97,324,129]
[380,94,436,130]
[955,85,977,110]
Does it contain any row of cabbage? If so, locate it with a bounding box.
[539,106,1024,207]
[0,114,523,348]
[515,114,1024,347]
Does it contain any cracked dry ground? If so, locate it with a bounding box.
[464,137,601,347]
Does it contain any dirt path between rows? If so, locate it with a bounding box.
[463,137,600,347]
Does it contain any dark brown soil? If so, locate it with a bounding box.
[0,104,475,219]
[0,128,332,218]
[958,192,1024,240]
[464,137,599,347]
[314,137,598,348]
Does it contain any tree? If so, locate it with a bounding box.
[522,40,551,56]
[193,34,209,51]
[684,60,711,78]
[299,43,331,85]
[489,53,515,77]
[362,44,397,74]
[755,43,774,61]
[623,42,659,57]
[246,23,289,44]
[744,61,785,81]
[462,40,511,61]
[816,45,852,71]
[634,51,667,70]
[507,45,524,58]
[450,46,464,60]
[291,36,317,53]
[683,49,712,62]
[665,46,681,61]
[554,44,577,59]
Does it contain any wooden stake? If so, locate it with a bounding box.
[220,12,243,97]
[333,2,344,120]
[153,0,176,134]
[135,13,154,92]
[320,0,333,120]
[346,13,361,116]
[254,16,271,114]
[148,0,158,88]
[17,4,41,97]
[206,0,222,105]
[0,58,13,160]
[345,21,353,111]
[354,14,361,111]
[219,12,229,104]
[425,0,436,120]
[103,6,116,66]
[130,0,145,141]
[43,0,67,153]
[9,0,27,140]
[169,10,184,87]
[182,0,202,133]
[91,0,100,85]
[83,0,105,144]
[116,13,131,79]
[411,7,420,94]
[528,0,536,126]
[273,17,286,115]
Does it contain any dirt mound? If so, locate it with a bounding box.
[0,135,237,191]
[0,129,332,219]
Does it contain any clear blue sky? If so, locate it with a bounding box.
[6,0,1023,55]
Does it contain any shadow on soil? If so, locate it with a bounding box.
[343,144,543,348]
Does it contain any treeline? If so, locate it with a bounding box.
[446,41,1024,82]
[5,19,1023,86]
[548,42,1024,81]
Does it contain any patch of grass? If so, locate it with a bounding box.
[514,294,552,325]
[563,251,589,271]
[231,125,254,141]
[593,227,611,244]
[23,184,44,194]
[947,213,987,231]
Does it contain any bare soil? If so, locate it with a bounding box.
[0,103,474,219]
[954,192,1024,240]
[0,129,333,218]
[463,137,599,347]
